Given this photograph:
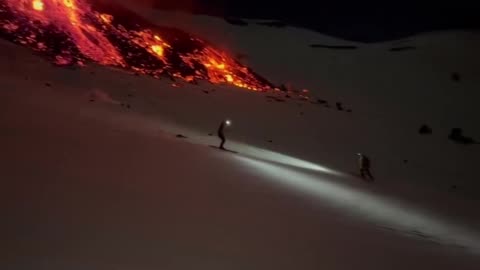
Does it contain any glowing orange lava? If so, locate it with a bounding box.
[0,0,275,91]
[151,45,164,57]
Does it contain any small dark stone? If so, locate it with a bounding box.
[449,128,477,145]
[403,159,408,164]
[120,103,125,107]
[126,104,131,109]
[450,185,458,190]
[89,99,95,102]
[317,99,327,104]
[300,112,304,116]
[225,17,249,26]
[127,93,133,97]
[45,82,51,87]
[90,71,95,75]
[346,109,352,113]
[268,140,273,143]
[208,133,213,136]
[336,102,344,111]
[134,73,140,76]
[418,125,432,135]
[257,21,287,28]
[176,134,188,139]
[451,72,461,82]
[203,90,209,94]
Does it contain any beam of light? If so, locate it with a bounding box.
[234,144,342,176]
[235,155,480,254]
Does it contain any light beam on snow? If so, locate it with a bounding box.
[235,155,480,254]
[234,144,341,175]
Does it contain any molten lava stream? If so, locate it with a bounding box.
[0,0,275,91]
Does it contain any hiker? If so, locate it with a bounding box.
[357,153,374,181]
[217,119,231,150]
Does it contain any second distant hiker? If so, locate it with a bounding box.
[357,153,374,181]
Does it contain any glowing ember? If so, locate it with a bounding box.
[0,0,275,91]
[151,45,164,57]
[32,0,44,11]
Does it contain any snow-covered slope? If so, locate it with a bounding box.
[2,5,480,269]
[112,3,480,194]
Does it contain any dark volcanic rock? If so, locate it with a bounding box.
[448,128,477,145]
[225,17,249,26]
[257,21,287,28]
[451,72,461,82]
[389,46,416,52]
[310,44,357,50]
[418,124,432,135]
[317,99,327,104]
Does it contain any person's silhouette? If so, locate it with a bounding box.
[217,120,231,150]
[357,153,374,181]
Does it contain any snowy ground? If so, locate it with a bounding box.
[2,7,480,269]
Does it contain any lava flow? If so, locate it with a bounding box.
[0,0,274,91]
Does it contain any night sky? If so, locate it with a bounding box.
[143,0,479,42]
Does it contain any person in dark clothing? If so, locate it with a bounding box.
[217,119,231,149]
[357,153,374,181]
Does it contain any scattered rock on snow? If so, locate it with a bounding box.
[448,128,478,145]
[266,95,286,102]
[418,124,432,135]
[310,44,358,50]
[389,46,416,52]
[225,17,248,26]
[317,99,327,104]
[257,21,287,28]
[451,72,461,82]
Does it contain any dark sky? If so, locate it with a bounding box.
[145,0,479,42]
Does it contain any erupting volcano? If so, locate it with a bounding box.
[0,0,275,91]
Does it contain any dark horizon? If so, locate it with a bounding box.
[143,0,480,42]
